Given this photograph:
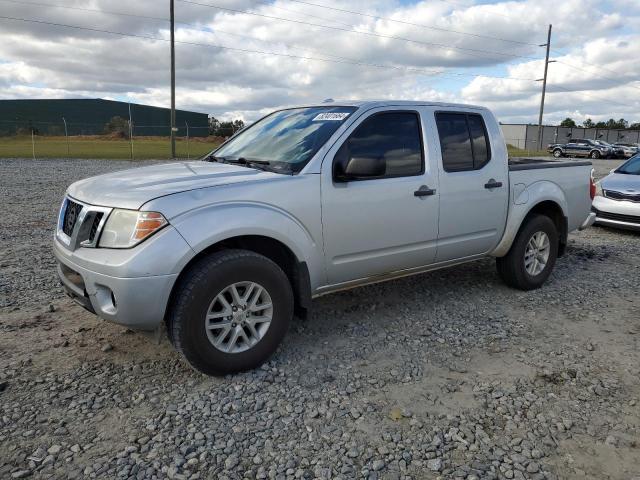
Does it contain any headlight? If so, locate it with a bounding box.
[98,209,167,248]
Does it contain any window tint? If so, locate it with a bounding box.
[339,112,423,178]
[467,114,490,169]
[435,112,491,172]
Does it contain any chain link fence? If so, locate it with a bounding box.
[0,119,237,160]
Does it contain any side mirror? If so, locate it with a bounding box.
[334,152,386,181]
[345,156,386,178]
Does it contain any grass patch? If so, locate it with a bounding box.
[0,135,222,160]
[507,144,549,158]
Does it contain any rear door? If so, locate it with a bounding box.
[432,109,509,262]
[320,107,439,285]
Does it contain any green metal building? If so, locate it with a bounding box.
[0,98,209,137]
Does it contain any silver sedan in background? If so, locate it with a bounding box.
[593,153,640,230]
[612,143,640,158]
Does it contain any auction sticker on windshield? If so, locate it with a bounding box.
[312,112,350,121]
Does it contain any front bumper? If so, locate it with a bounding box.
[592,195,640,231]
[53,226,194,330]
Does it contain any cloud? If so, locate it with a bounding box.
[0,0,638,124]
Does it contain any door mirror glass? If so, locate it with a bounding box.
[333,143,386,180]
[344,156,386,179]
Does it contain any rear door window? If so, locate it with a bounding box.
[435,112,491,172]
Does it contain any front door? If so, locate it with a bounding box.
[321,108,439,285]
[433,110,509,262]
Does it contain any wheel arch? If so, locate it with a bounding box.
[165,234,312,334]
[523,201,568,256]
[492,182,569,258]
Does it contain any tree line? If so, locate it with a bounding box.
[559,118,640,130]
[209,117,245,137]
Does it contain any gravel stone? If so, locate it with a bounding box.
[1,158,639,479]
[427,458,443,471]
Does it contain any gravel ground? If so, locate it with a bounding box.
[1,158,639,480]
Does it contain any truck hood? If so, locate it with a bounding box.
[67,161,280,210]
[601,172,640,193]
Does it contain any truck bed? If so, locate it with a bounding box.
[507,158,594,234]
[508,158,592,171]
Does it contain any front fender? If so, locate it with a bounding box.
[169,201,326,289]
[491,180,568,257]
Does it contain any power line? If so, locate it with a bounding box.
[286,0,540,47]
[435,0,524,22]
[0,0,169,23]
[551,58,640,93]
[253,0,364,31]
[0,15,538,82]
[0,0,374,64]
[0,0,356,64]
[551,84,633,109]
[176,0,540,61]
[551,50,632,80]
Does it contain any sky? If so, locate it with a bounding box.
[1,0,639,125]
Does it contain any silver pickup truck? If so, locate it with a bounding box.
[54,101,596,375]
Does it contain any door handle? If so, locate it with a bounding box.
[484,179,503,189]
[414,185,436,197]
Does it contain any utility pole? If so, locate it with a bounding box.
[536,24,555,152]
[170,0,176,158]
[128,103,134,160]
[62,116,70,157]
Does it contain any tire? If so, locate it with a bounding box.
[168,249,294,375]
[590,150,601,159]
[552,149,563,158]
[496,214,559,291]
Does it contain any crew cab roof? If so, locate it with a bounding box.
[281,100,488,111]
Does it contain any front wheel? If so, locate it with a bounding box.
[168,249,294,375]
[552,149,563,158]
[590,150,601,159]
[496,214,559,290]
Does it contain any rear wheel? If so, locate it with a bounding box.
[168,249,293,375]
[496,214,559,290]
[552,149,563,158]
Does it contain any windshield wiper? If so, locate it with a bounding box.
[223,157,293,174]
[204,154,226,163]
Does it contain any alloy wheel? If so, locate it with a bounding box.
[524,231,550,276]
[205,281,273,353]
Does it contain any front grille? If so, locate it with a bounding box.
[62,199,83,236]
[88,212,104,242]
[593,208,640,225]
[604,189,640,202]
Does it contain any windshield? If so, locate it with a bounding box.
[210,106,357,173]
[615,154,640,175]
[595,140,611,146]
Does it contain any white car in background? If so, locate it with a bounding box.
[593,154,640,230]
[612,143,640,158]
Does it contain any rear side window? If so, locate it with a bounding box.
[435,112,491,172]
[341,111,424,178]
